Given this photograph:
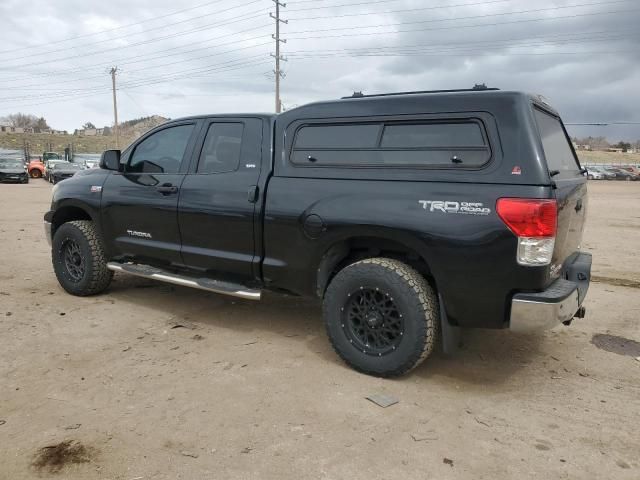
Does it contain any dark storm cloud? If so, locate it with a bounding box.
[0,0,638,140]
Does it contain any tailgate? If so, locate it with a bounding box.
[553,180,587,271]
[532,107,587,274]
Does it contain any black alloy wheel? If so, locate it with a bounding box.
[60,238,85,282]
[342,287,404,356]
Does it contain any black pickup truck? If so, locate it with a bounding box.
[45,88,591,377]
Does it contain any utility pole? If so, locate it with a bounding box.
[270,1,287,113]
[109,67,120,148]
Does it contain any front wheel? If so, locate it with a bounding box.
[52,220,113,296]
[323,258,439,377]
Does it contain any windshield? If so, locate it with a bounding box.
[43,153,61,161]
[0,159,23,168]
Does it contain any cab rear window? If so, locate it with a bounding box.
[533,108,581,177]
[290,120,490,168]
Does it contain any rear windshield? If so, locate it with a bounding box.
[533,108,581,177]
[291,120,490,168]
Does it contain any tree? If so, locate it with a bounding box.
[83,122,96,129]
[35,117,49,130]
[0,112,52,131]
[1,112,38,128]
[615,141,631,152]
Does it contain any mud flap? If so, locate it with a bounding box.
[439,293,461,354]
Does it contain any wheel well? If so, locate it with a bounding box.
[316,236,433,297]
[52,206,92,235]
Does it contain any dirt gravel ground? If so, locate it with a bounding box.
[1,180,639,480]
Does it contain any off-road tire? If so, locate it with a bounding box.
[30,169,41,178]
[323,258,439,377]
[52,220,113,296]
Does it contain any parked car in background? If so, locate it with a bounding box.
[0,158,29,183]
[28,157,45,178]
[618,166,640,178]
[605,167,638,181]
[43,159,67,181]
[584,166,615,180]
[48,162,84,184]
[585,167,608,180]
[73,153,101,169]
[43,152,62,162]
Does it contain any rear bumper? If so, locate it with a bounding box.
[509,252,591,332]
[0,173,29,183]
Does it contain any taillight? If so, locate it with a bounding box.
[496,198,557,266]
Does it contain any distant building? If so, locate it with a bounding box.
[75,128,104,136]
[607,148,625,153]
[574,144,592,151]
[0,125,25,133]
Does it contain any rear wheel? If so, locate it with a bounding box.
[52,220,113,296]
[30,169,42,178]
[323,258,438,377]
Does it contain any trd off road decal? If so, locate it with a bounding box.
[418,200,491,215]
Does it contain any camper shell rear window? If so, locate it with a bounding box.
[290,119,491,169]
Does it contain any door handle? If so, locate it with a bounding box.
[157,183,178,195]
[247,185,259,203]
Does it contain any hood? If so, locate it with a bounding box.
[75,167,105,177]
[52,169,81,175]
[0,167,26,174]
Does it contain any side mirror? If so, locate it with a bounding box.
[100,150,121,171]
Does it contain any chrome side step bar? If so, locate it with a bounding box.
[107,262,261,300]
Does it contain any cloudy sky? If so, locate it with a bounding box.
[0,0,638,141]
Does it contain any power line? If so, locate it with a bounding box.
[0,60,273,109]
[286,8,640,39]
[3,25,636,86]
[0,0,266,61]
[0,36,272,84]
[285,31,637,55]
[0,0,229,54]
[289,0,627,18]
[0,17,271,70]
[0,55,273,102]
[286,1,635,33]
[287,0,491,10]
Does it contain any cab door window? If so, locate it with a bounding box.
[197,123,244,174]
[128,124,195,173]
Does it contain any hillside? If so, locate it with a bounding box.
[0,115,168,154]
[577,150,640,165]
